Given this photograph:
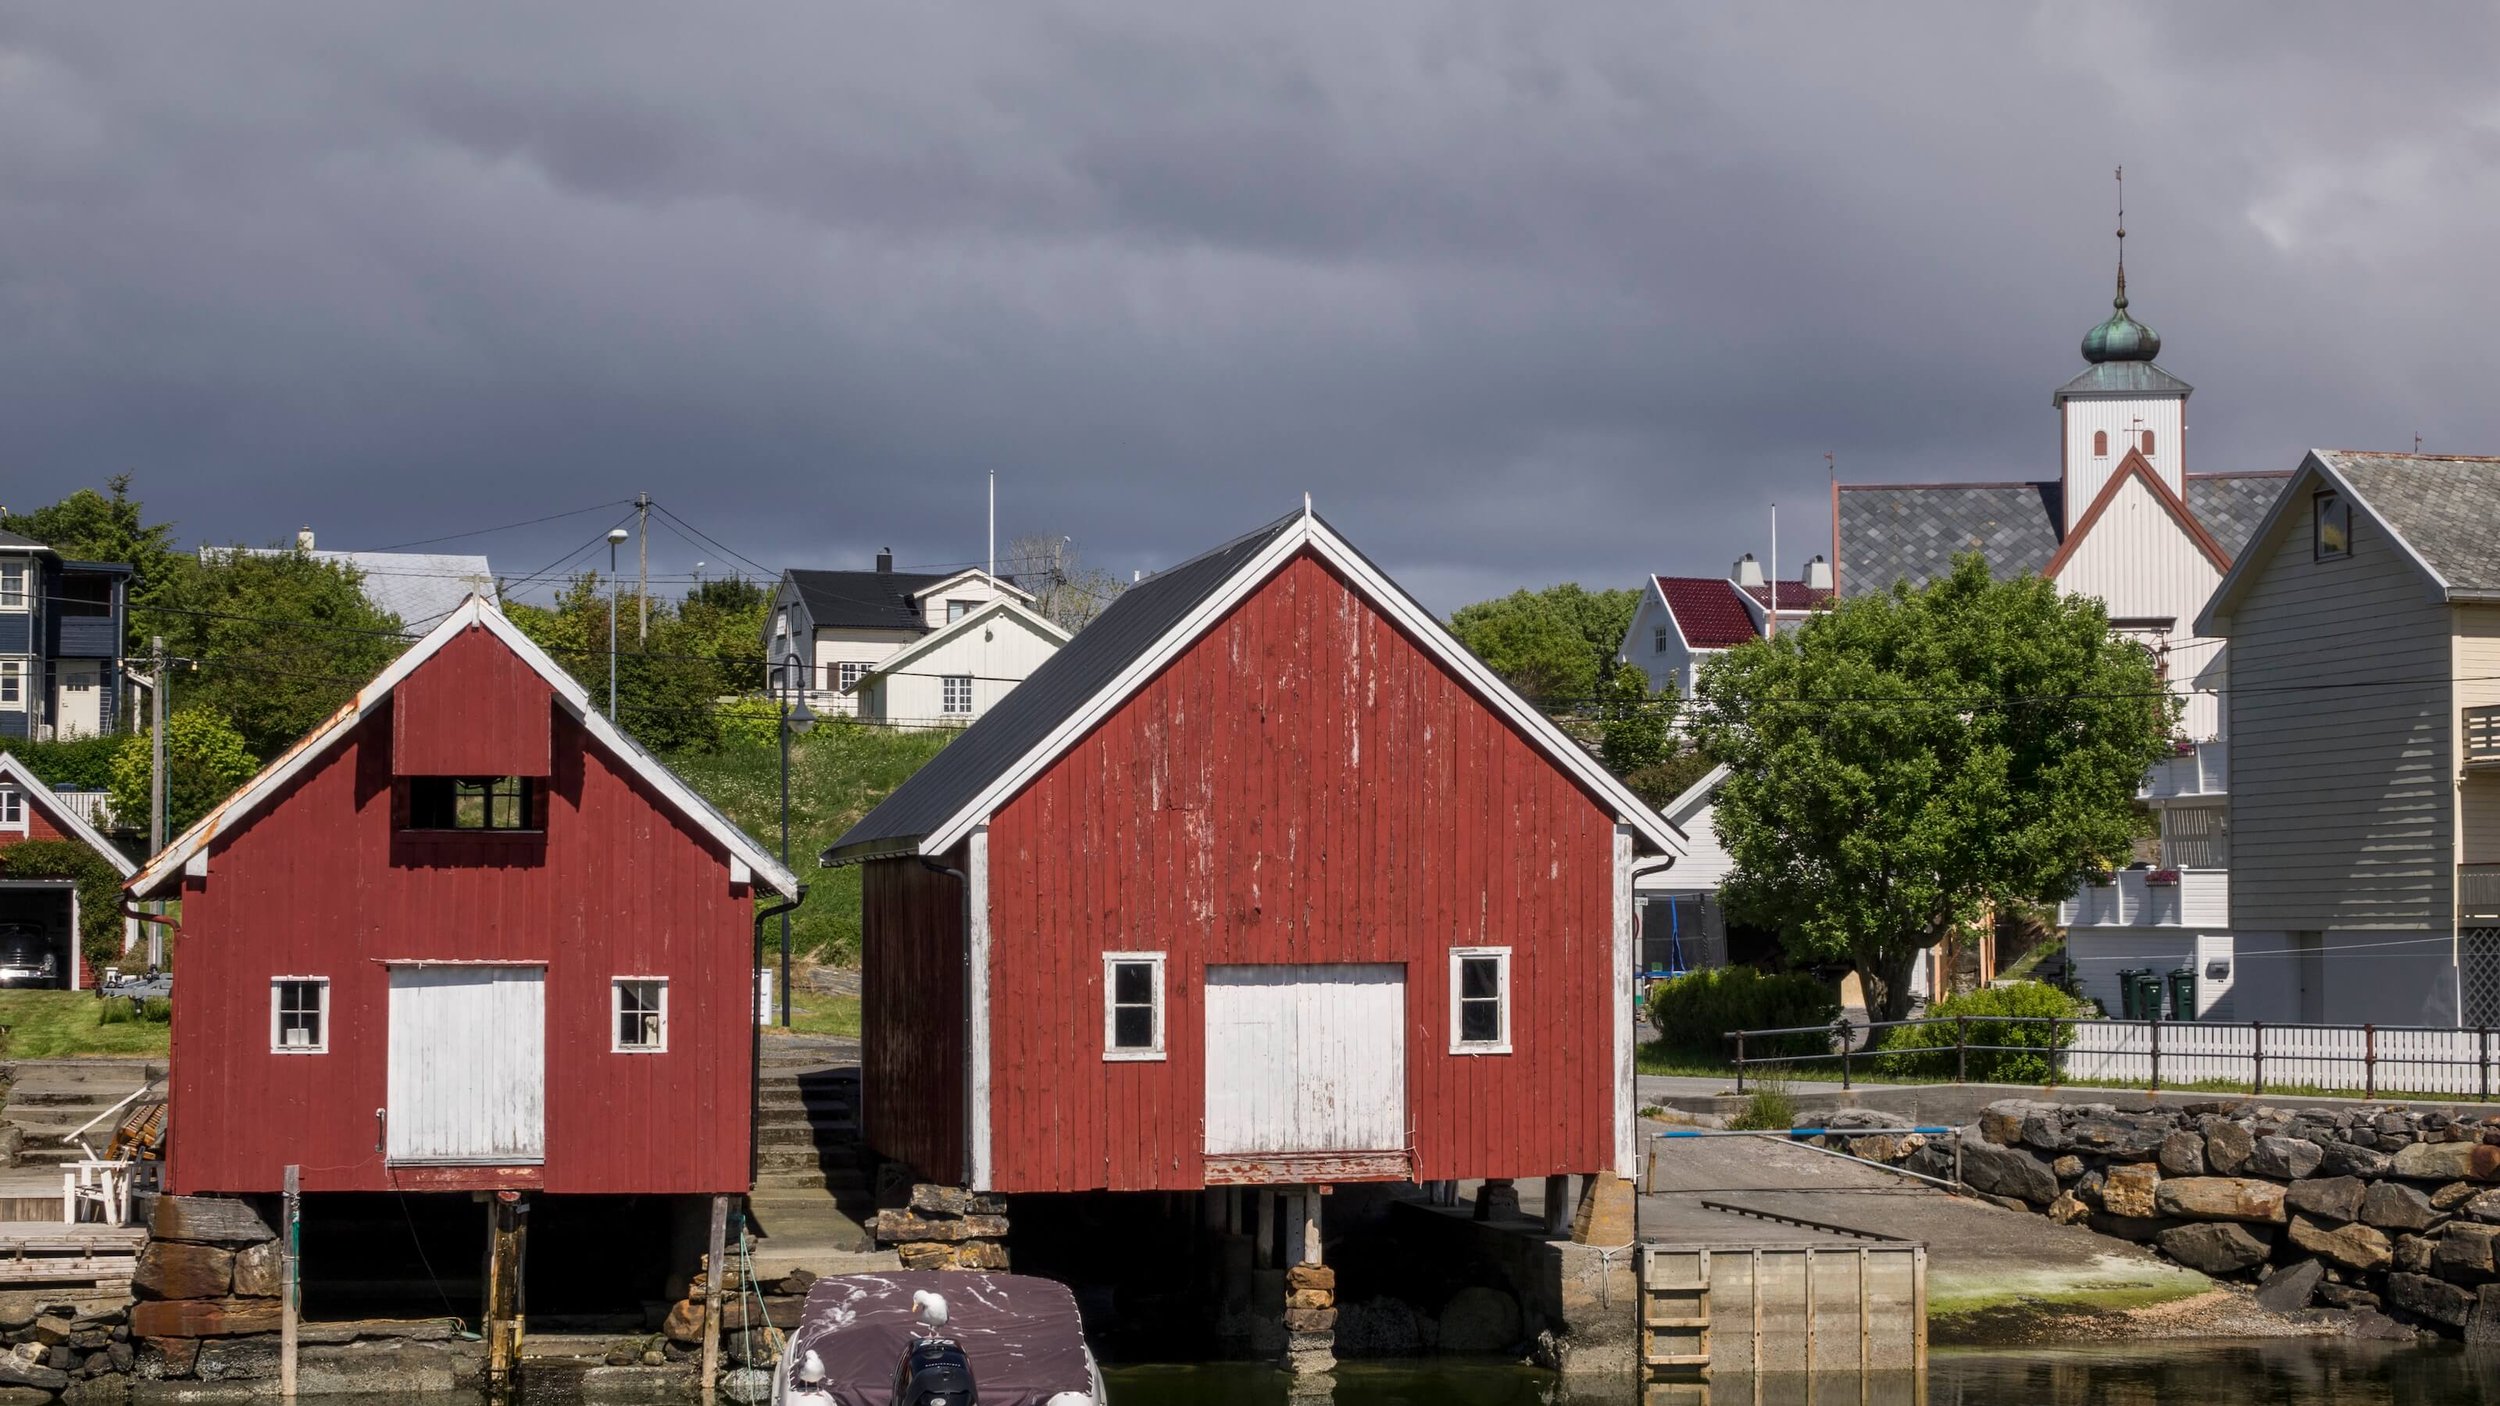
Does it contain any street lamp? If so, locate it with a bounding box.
[778,654,816,1027]
[606,528,630,722]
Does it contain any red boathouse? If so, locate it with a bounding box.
[0,751,137,990]
[826,508,1685,1198]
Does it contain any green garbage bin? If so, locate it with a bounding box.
[2115,968,2150,1019]
[2129,971,2164,1023]
[2167,967,2199,1022]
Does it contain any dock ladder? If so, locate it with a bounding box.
[1640,1245,1712,1381]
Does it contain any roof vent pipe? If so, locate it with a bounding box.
[1732,553,1765,588]
[1805,555,1832,591]
[875,548,893,573]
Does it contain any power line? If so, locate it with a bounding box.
[369,501,638,552]
[648,502,775,579]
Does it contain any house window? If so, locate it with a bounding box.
[0,663,17,705]
[0,565,22,610]
[0,789,22,832]
[2315,490,2352,560]
[2092,430,2108,458]
[1653,626,1670,654]
[613,978,667,1053]
[271,978,328,1053]
[1450,947,1511,1054]
[773,609,788,638]
[2141,429,2156,455]
[942,675,974,715]
[1103,953,1165,1060]
[837,662,867,692]
[406,776,539,832]
[947,599,978,623]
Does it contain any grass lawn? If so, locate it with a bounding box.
[766,991,863,1041]
[0,990,170,1059]
[666,721,955,966]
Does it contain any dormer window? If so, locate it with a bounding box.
[2315,490,2352,561]
[406,776,541,832]
[2093,430,2108,458]
[947,599,978,622]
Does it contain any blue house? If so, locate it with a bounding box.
[0,529,131,740]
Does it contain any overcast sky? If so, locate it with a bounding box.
[5,4,2497,611]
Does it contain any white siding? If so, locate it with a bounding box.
[1203,964,1406,1156]
[386,966,546,1164]
[2047,471,2227,739]
[2455,608,2500,865]
[1643,798,1734,891]
[910,574,1019,631]
[806,625,920,717]
[2060,396,2185,529]
[1620,591,1702,698]
[856,609,1064,729]
[2223,488,2453,932]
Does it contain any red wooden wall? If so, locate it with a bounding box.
[393,627,555,777]
[980,552,1618,1194]
[860,852,967,1184]
[166,636,758,1195]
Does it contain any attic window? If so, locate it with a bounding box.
[0,789,22,833]
[2093,430,2108,458]
[2315,490,2352,561]
[1653,626,1670,654]
[406,776,540,832]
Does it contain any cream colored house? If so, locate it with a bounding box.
[846,599,1070,729]
[763,552,1043,720]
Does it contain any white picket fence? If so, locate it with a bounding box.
[2062,1020,2500,1098]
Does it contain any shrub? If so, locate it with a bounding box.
[1874,980,2090,1083]
[0,736,123,792]
[1646,967,1838,1060]
[1726,1070,1799,1132]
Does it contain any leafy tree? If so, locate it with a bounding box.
[111,706,259,837]
[1621,748,1719,811]
[151,550,406,758]
[1007,534,1126,632]
[0,476,179,652]
[0,736,124,792]
[1596,665,1676,774]
[678,574,772,697]
[1691,555,2175,1022]
[1450,583,1638,702]
[505,574,723,753]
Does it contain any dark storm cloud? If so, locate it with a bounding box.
[5,4,2499,608]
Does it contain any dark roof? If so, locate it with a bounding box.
[2328,452,2500,593]
[0,529,55,552]
[1836,481,2064,594]
[2183,472,2291,560]
[786,568,949,633]
[827,513,1303,858]
[2054,360,2194,401]
[1655,577,1761,649]
[1738,580,1834,613]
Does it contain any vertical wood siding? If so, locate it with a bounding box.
[860,854,968,1183]
[2061,398,2186,526]
[392,626,555,777]
[980,552,1617,1194]
[168,646,757,1195]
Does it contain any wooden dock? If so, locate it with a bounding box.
[0,1224,145,1291]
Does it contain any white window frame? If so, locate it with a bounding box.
[947,598,978,622]
[0,789,24,834]
[611,976,669,1054]
[941,675,975,715]
[837,661,868,692]
[1449,946,1512,1055]
[773,609,788,638]
[0,564,23,610]
[269,977,330,1054]
[0,662,19,706]
[1102,952,1166,1061]
[1652,625,1669,654]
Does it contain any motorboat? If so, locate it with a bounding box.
[774,1270,1103,1406]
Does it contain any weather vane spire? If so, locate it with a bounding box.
[2113,165,2128,311]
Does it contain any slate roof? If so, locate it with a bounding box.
[827,513,1304,858]
[787,569,950,634]
[1837,472,2290,596]
[2328,453,2500,594]
[1655,577,1762,649]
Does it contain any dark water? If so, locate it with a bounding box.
[1099,1341,2500,1405]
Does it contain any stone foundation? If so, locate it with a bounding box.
[868,1184,1010,1270]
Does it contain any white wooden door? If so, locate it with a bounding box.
[386,965,546,1164]
[53,668,99,739]
[1204,964,1405,1155]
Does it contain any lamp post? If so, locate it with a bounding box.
[778,654,815,1027]
[606,528,630,722]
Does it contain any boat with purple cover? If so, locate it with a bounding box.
[774,1270,1105,1406]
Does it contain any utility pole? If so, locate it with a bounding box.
[987,472,996,580]
[607,530,629,722]
[636,493,651,644]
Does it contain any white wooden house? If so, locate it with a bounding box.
[764,554,1043,720]
[1619,556,1832,699]
[845,599,1070,729]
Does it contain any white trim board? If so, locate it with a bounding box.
[0,754,136,877]
[128,595,801,900]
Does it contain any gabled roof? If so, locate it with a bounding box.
[2041,451,2231,579]
[1654,577,1762,650]
[0,529,54,553]
[129,597,800,900]
[2184,473,2291,559]
[906,569,1034,606]
[784,568,950,634]
[0,754,134,877]
[844,598,1071,693]
[2199,451,2500,632]
[827,509,1686,863]
[1837,471,2292,597]
[1663,763,1730,832]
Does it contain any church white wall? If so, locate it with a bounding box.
[2062,396,2185,527]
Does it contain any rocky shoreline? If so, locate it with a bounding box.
[1826,1098,2500,1339]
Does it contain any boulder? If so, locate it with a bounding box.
[2390,1271,2478,1327]
[2470,1284,2500,1346]
[147,1197,275,1248]
[2254,1259,2324,1314]
[1288,1264,1335,1291]
[2085,1213,2179,1244]
[2050,1155,2084,1182]
[1958,1141,2059,1207]
[2154,1177,2288,1224]
[126,1300,279,1339]
[2284,1176,2366,1225]
[2245,1136,2323,1181]
[2462,1189,2500,1223]
[2286,1216,2392,1274]
[2204,1123,2256,1176]
[2046,1192,2090,1226]
[1977,1101,2048,1147]
[1437,1287,1523,1353]
[2361,1182,2439,1233]
[955,1242,1010,1270]
[2099,1164,2160,1220]
[869,1210,977,1243]
[2319,1142,2395,1180]
[140,1338,198,1377]
[2156,1223,2272,1276]
[2435,1224,2500,1283]
[2065,1116,2169,1158]
[2396,1234,2438,1275]
[134,1242,233,1302]
[2018,1114,2065,1154]
[0,1355,66,1392]
[2392,1141,2500,1182]
[229,1243,281,1301]
[896,1244,956,1270]
[2439,1182,2488,1213]
[2317,1282,2381,1310]
[2159,1131,2207,1177]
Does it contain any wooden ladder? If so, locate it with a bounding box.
[1640,1245,1712,1382]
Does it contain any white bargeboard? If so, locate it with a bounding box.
[1204,963,1405,1156]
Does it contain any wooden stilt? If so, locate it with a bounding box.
[700,1195,730,1406]
[280,1166,299,1401]
[485,1191,526,1390]
[1543,1174,1572,1237]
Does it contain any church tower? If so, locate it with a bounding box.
[2055,179,2191,532]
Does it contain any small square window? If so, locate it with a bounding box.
[271,978,328,1053]
[407,777,539,831]
[942,675,974,715]
[1450,947,1511,1054]
[614,978,667,1053]
[2315,490,2352,560]
[1103,953,1165,1061]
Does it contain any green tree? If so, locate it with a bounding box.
[111,706,259,837]
[1691,555,2175,1022]
[1596,665,1676,774]
[678,574,772,697]
[505,574,722,753]
[1450,583,1639,701]
[0,475,179,652]
[151,550,406,758]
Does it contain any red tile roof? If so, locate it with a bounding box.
[1654,576,1764,649]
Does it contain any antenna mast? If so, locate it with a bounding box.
[987,471,996,579]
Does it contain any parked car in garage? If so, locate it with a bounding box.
[0,922,64,989]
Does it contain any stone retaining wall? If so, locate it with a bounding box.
[1828,1099,2500,1337]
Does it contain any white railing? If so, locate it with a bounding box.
[2059,869,2229,929]
[47,789,113,829]
[2064,1020,2500,1098]
[2140,739,2227,801]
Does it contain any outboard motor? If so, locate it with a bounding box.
[892,1337,976,1406]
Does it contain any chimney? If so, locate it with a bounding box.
[875,548,893,574]
[297,526,316,552]
[1732,553,1765,588]
[1805,555,1832,591]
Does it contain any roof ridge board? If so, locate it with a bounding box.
[1837,480,2054,492]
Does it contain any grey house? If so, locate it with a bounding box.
[0,529,131,741]
[762,551,1036,720]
